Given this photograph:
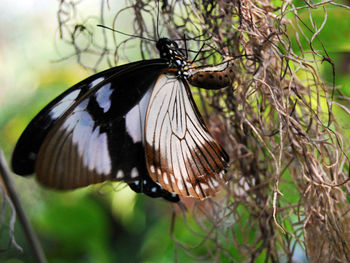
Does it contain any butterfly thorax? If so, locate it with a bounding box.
[156,38,191,80]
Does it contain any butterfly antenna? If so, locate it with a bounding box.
[205,42,255,61]
[173,34,213,60]
[156,0,160,39]
[191,42,206,64]
[97,24,156,42]
[183,34,189,59]
[206,42,228,57]
[173,33,212,43]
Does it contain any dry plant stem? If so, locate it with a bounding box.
[0,148,47,263]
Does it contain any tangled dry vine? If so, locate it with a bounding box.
[54,0,350,262]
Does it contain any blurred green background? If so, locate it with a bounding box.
[0,1,349,262]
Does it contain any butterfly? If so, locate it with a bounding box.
[11,38,229,202]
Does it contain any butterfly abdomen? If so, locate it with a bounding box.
[188,58,235,90]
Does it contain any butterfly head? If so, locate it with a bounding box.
[156,38,190,78]
[157,38,180,58]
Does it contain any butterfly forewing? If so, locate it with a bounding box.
[145,72,229,199]
[17,60,169,190]
[11,60,164,176]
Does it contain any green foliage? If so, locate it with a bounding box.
[288,7,350,53]
[33,192,112,263]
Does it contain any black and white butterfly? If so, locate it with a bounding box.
[11,38,229,202]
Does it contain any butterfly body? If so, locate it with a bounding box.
[12,38,229,202]
[188,58,235,89]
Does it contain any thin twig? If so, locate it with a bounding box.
[0,148,47,263]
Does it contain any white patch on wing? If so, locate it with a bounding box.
[86,126,99,171]
[49,90,80,119]
[35,79,123,189]
[116,170,124,179]
[61,98,112,175]
[185,181,192,189]
[195,185,201,195]
[100,132,111,175]
[163,174,169,185]
[96,131,110,175]
[201,183,209,190]
[125,88,151,143]
[125,104,142,143]
[89,77,105,88]
[131,167,138,178]
[95,83,112,113]
[212,179,219,187]
[72,111,93,154]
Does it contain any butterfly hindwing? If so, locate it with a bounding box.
[145,72,229,199]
